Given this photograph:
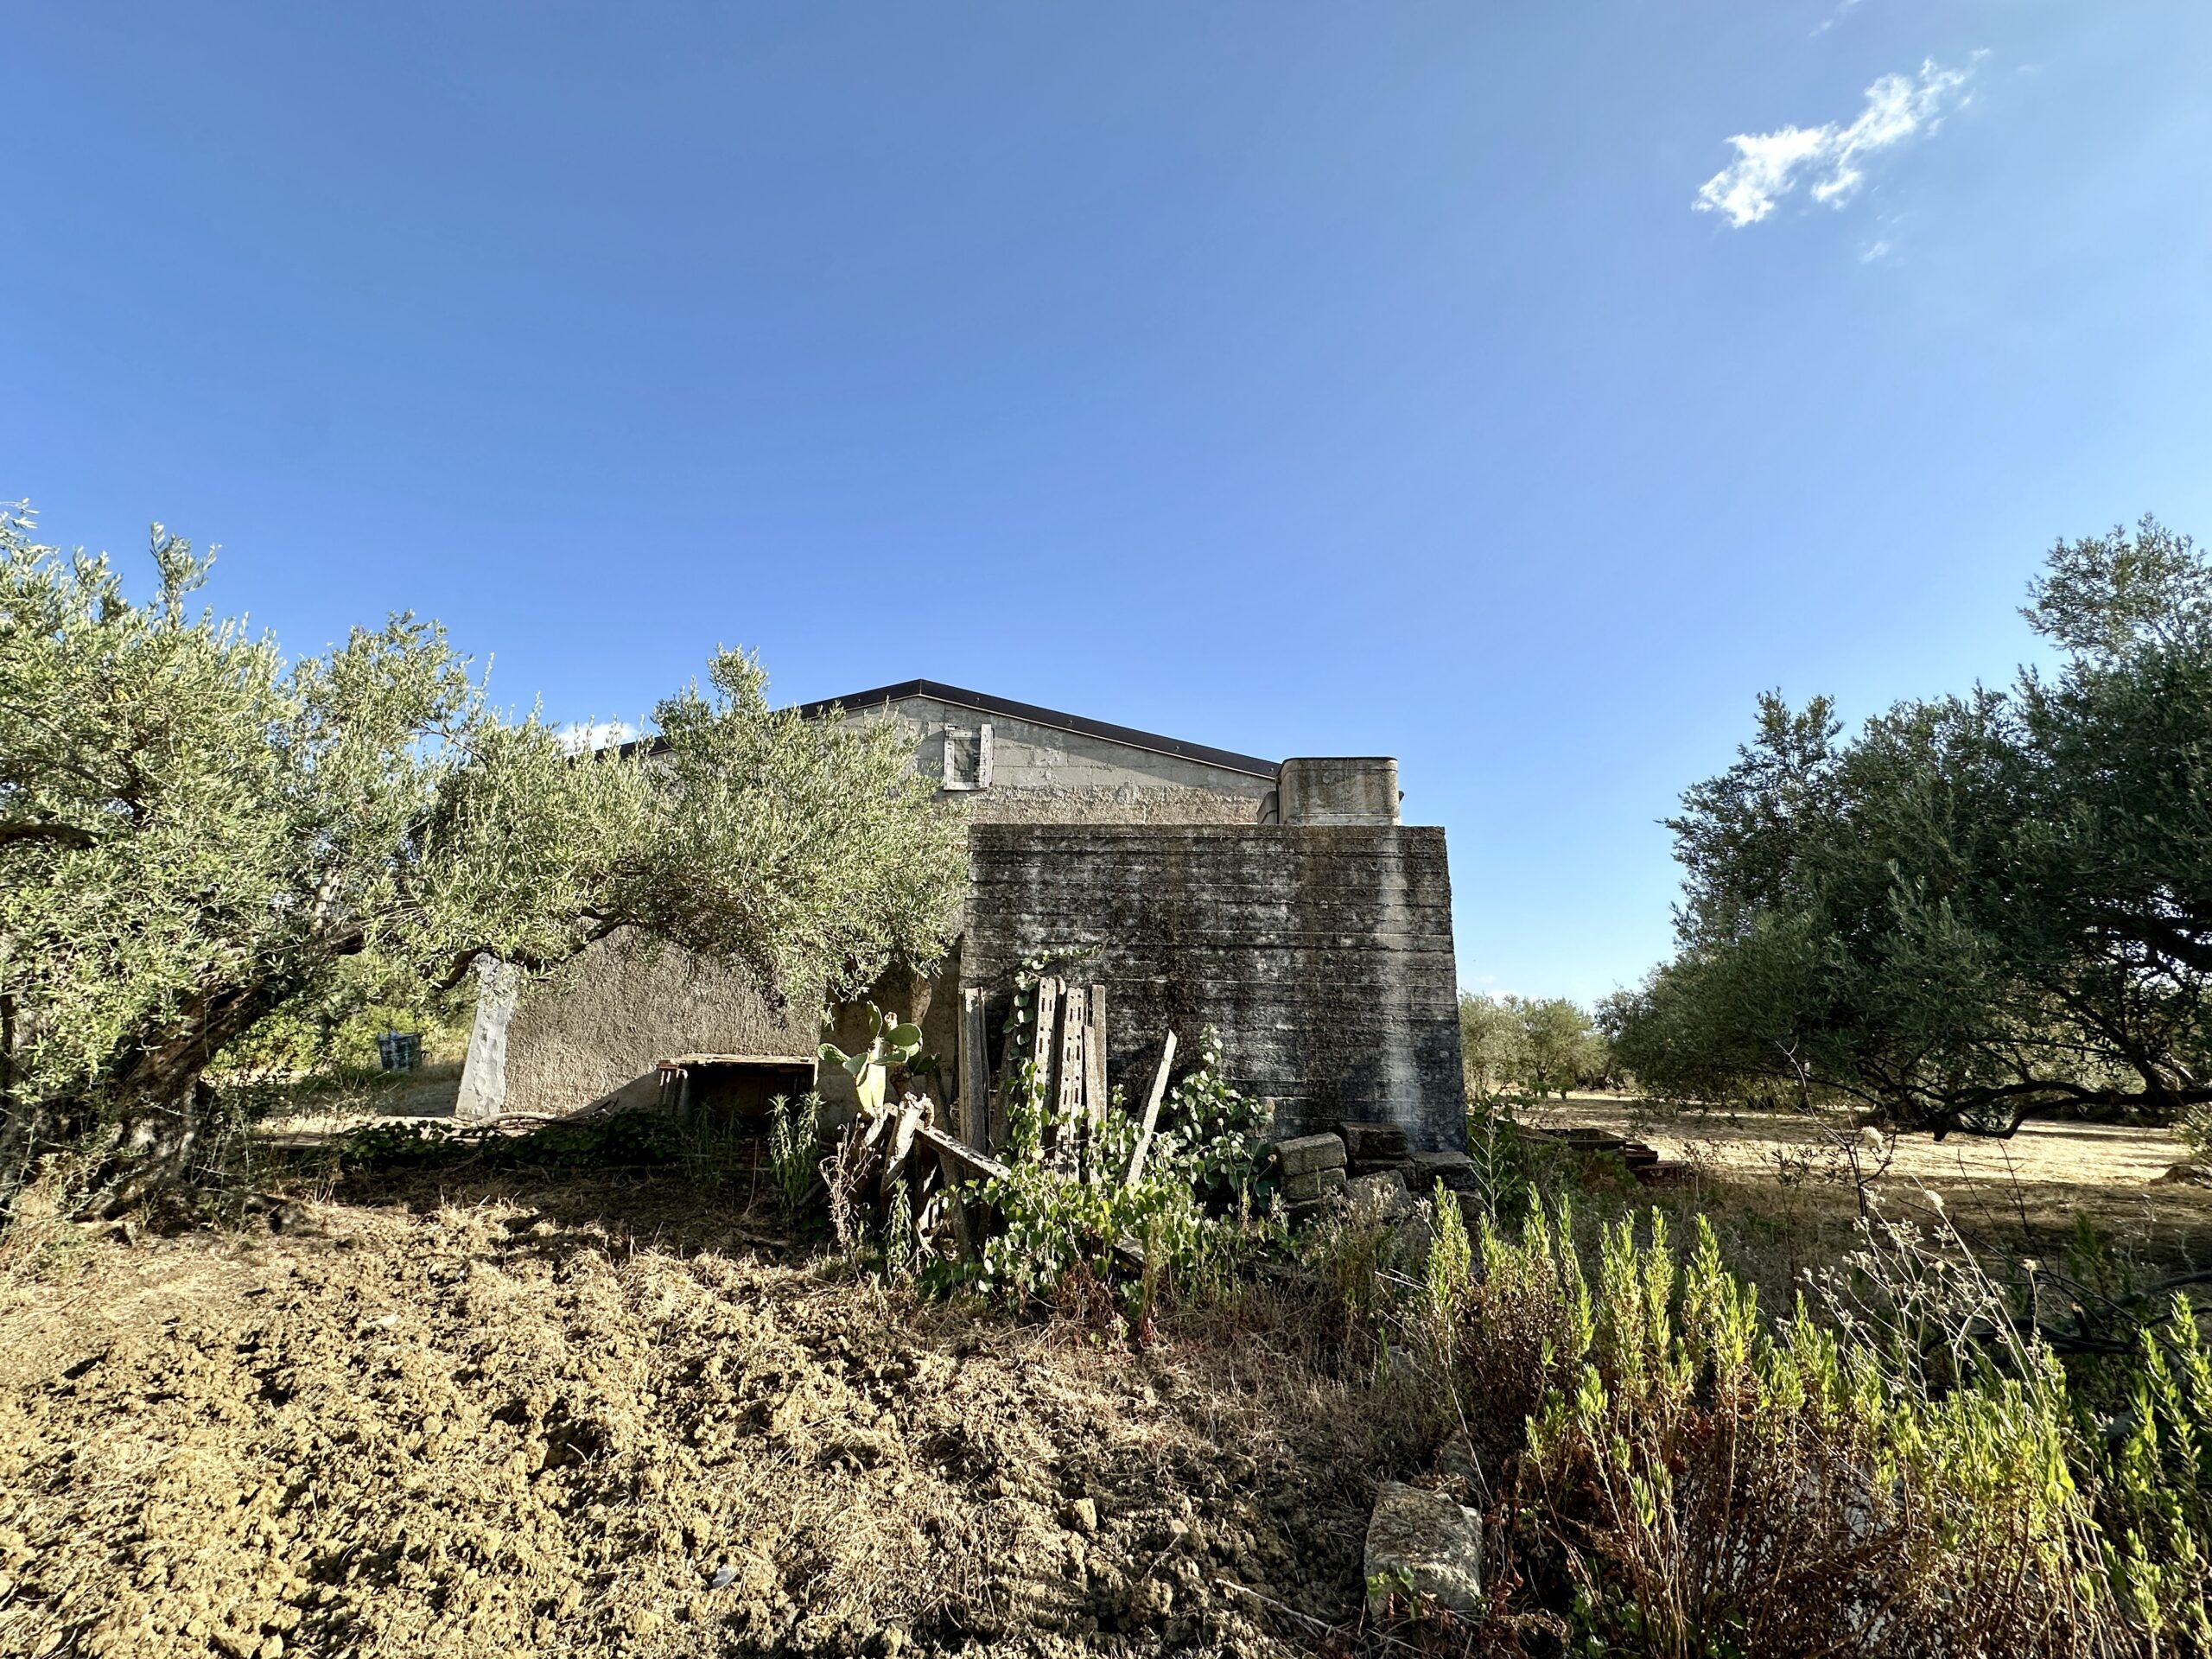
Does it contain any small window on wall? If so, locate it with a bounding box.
[941,722,993,791]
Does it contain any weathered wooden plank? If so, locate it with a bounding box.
[960,987,990,1149]
[1084,983,1108,1133]
[1030,975,1062,1139]
[1056,984,1088,1156]
[916,1122,1013,1184]
[1125,1031,1179,1188]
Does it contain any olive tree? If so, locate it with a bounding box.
[1611,518,2212,1137]
[0,509,964,1214]
[1460,991,1610,1100]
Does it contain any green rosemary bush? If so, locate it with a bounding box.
[1453,1202,2208,1656]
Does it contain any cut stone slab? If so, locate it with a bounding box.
[1344,1169,1412,1220]
[1274,1133,1347,1178]
[1407,1148,1478,1195]
[1365,1480,1483,1616]
[1281,1165,1349,1204]
[1287,1197,1344,1229]
[1336,1121,1410,1166]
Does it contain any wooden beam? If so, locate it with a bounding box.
[1056,983,1087,1161]
[1084,983,1108,1133]
[1125,1031,1178,1189]
[1030,976,1061,1138]
[916,1122,1013,1184]
[959,987,990,1149]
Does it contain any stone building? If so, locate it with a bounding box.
[455,680,1467,1151]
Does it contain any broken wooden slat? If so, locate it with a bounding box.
[1124,1031,1179,1189]
[959,987,990,1149]
[915,1122,1013,1185]
[1056,984,1088,1161]
[879,1096,927,1201]
[1084,983,1108,1134]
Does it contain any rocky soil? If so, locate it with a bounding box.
[0,1174,1417,1658]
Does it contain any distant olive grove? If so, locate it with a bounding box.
[1459,991,1613,1100]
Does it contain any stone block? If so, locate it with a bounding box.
[1274,1133,1346,1178]
[1281,1165,1348,1204]
[1365,1481,1482,1616]
[1344,1170,1412,1221]
[1390,1210,1433,1271]
[1408,1148,1478,1196]
[1336,1121,1410,1166]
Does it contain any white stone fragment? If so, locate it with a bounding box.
[1364,1480,1483,1615]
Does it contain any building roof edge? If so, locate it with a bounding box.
[794,679,1279,779]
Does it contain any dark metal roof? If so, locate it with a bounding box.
[793,679,1280,779]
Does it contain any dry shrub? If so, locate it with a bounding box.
[1459,1193,1590,1471]
[1447,1199,2197,1657]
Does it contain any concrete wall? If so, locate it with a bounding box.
[964,785,1262,826]
[469,931,818,1118]
[837,694,1274,820]
[963,823,1465,1150]
[1279,757,1400,826]
[462,694,1451,1123]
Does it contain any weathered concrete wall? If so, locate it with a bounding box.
[964,824,1465,1150]
[1279,757,1400,826]
[484,931,817,1117]
[965,785,1262,826]
[835,694,1276,810]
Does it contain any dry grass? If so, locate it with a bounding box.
[1522,1096,2212,1304]
[250,1062,467,1148]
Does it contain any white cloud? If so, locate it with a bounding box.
[1811,0,1864,40]
[1694,58,1975,227]
[556,719,640,754]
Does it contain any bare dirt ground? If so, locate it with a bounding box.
[0,1170,1416,1659]
[7,1106,2209,1659]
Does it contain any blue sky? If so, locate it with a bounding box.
[6,3,2209,1003]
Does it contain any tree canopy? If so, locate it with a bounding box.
[1460,992,1611,1100]
[0,509,964,1212]
[1609,518,2212,1137]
